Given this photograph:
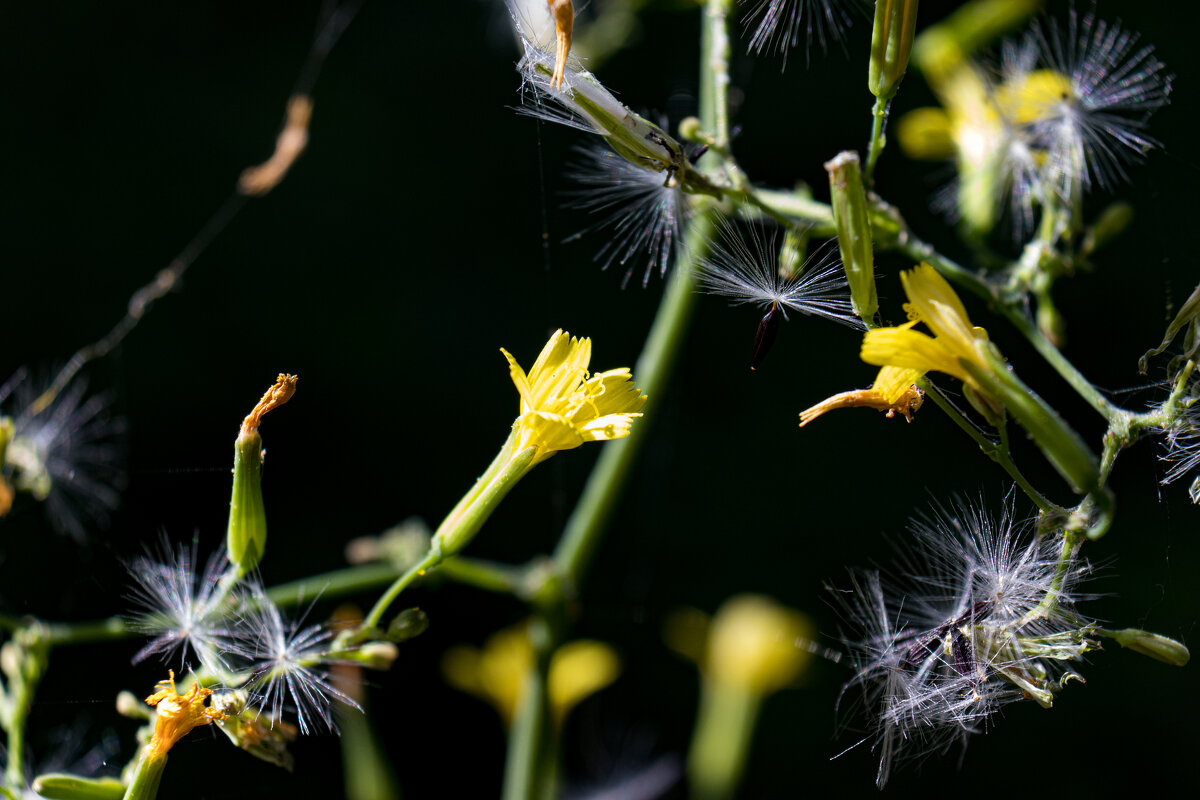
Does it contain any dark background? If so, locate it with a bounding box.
[2,0,1197,797]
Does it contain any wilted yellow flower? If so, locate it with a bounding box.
[442,622,620,727]
[799,365,925,427]
[861,263,1001,418]
[144,671,227,757]
[502,330,646,465]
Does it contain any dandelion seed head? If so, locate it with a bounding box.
[742,0,862,67]
[696,221,861,328]
[1019,8,1171,194]
[833,494,1095,787]
[1159,398,1200,501]
[564,144,686,288]
[1,369,125,539]
[235,586,362,736]
[125,541,236,679]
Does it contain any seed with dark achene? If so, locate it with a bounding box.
[751,302,781,370]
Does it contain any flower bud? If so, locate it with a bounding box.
[825,151,877,323]
[31,774,126,800]
[1109,628,1191,666]
[387,608,430,642]
[227,374,297,577]
[869,0,920,102]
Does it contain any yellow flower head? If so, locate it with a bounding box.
[144,671,227,757]
[860,264,1000,415]
[502,330,646,465]
[442,622,620,727]
[664,595,813,696]
[706,595,813,695]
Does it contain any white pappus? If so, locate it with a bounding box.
[696,220,860,368]
[832,496,1096,787]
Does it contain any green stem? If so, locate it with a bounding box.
[121,751,166,800]
[865,96,888,181]
[918,379,1061,516]
[438,556,524,595]
[500,618,556,800]
[359,549,442,635]
[686,681,762,800]
[554,204,719,588]
[362,444,537,633]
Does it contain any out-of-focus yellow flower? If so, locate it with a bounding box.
[861,263,1001,417]
[442,622,620,727]
[144,671,227,758]
[706,595,812,694]
[502,330,646,465]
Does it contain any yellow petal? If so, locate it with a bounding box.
[896,107,956,160]
[549,640,620,724]
[871,365,926,405]
[901,264,972,335]
[519,411,585,458]
[862,327,971,385]
[578,412,640,442]
[526,331,591,411]
[501,348,535,413]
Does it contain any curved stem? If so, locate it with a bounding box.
[359,549,442,634]
[918,378,1062,516]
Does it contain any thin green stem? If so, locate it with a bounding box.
[501,618,556,800]
[918,379,1061,516]
[865,96,888,181]
[359,549,442,634]
[438,556,524,595]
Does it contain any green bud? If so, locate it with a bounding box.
[227,374,297,577]
[358,641,401,670]
[1108,628,1191,666]
[1081,202,1134,257]
[869,0,920,102]
[678,116,704,144]
[116,690,153,720]
[228,431,266,577]
[825,151,877,323]
[387,607,430,642]
[31,775,126,800]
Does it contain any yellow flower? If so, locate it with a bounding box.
[861,263,1001,417]
[705,595,813,695]
[144,670,227,758]
[442,622,620,727]
[502,330,646,465]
